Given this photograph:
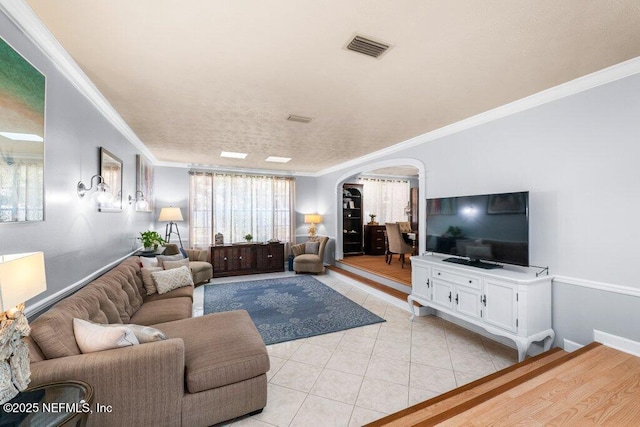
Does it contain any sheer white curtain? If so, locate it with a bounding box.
[357,177,410,224]
[0,161,44,221]
[189,172,295,250]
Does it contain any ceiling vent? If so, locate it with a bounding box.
[287,115,312,123]
[346,35,390,58]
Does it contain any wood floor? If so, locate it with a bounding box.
[365,342,640,426]
[338,254,412,286]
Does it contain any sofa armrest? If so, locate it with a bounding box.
[29,338,185,426]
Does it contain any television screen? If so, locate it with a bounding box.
[426,191,529,267]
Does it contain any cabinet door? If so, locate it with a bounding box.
[455,285,483,320]
[411,264,431,300]
[484,279,518,332]
[269,243,284,270]
[432,279,453,309]
[211,247,228,273]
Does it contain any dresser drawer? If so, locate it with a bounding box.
[432,268,481,290]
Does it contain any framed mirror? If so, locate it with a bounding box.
[0,36,46,223]
[99,147,122,212]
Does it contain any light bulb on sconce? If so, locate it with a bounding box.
[128,191,149,211]
[77,174,114,207]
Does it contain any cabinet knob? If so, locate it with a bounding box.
[438,272,441,276]
[223,257,227,261]
[469,280,472,283]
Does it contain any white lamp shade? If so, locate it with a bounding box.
[158,207,184,222]
[0,252,47,312]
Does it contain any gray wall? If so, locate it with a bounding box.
[0,11,153,313]
[153,166,190,247]
[316,72,640,348]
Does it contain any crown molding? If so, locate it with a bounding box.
[317,55,640,177]
[0,0,158,164]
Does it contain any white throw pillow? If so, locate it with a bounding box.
[86,320,168,344]
[163,258,190,270]
[141,267,163,295]
[73,318,139,354]
[151,266,194,294]
[140,256,159,269]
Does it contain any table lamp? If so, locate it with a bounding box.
[158,207,184,248]
[304,214,322,238]
[0,252,47,404]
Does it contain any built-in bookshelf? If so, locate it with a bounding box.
[342,183,363,255]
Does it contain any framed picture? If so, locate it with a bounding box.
[135,154,154,212]
[0,36,46,222]
[487,193,526,214]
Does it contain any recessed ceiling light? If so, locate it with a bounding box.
[0,132,44,142]
[220,151,247,159]
[266,156,292,163]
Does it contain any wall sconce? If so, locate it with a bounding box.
[304,214,323,239]
[0,252,47,403]
[77,174,114,205]
[128,191,149,211]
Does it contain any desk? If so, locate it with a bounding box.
[1,380,94,426]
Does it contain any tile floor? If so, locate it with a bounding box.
[193,272,518,427]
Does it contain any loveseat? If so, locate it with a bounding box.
[25,257,269,426]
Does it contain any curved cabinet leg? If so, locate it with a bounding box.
[514,337,528,362]
[407,295,416,322]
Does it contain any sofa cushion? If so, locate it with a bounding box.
[130,297,193,326]
[81,319,169,344]
[140,256,158,268]
[151,266,194,294]
[73,318,139,353]
[143,284,194,303]
[305,241,319,254]
[153,311,270,393]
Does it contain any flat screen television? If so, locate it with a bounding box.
[426,191,529,269]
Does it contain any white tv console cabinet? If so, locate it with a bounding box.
[409,254,554,361]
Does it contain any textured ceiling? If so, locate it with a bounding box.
[25,0,640,174]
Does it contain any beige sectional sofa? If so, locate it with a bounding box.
[25,257,269,426]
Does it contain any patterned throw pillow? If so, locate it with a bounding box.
[151,266,194,294]
[73,318,139,354]
[141,267,163,295]
[156,253,184,268]
[163,258,190,270]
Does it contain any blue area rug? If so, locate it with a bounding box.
[203,276,385,345]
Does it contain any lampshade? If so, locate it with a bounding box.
[0,252,47,312]
[304,214,322,224]
[158,207,184,222]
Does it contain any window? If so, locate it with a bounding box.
[0,161,44,221]
[189,172,295,248]
[357,177,410,224]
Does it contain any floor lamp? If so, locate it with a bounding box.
[158,207,184,248]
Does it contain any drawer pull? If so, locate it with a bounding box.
[223,257,227,261]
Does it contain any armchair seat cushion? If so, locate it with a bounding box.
[154,311,269,393]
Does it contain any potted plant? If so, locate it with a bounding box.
[244,233,253,243]
[139,230,165,251]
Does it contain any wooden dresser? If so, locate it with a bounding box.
[210,242,284,277]
[364,225,386,255]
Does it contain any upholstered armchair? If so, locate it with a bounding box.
[385,223,413,268]
[291,236,329,274]
[164,244,213,284]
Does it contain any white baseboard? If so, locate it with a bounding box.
[594,329,640,357]
[563,339,584,352]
